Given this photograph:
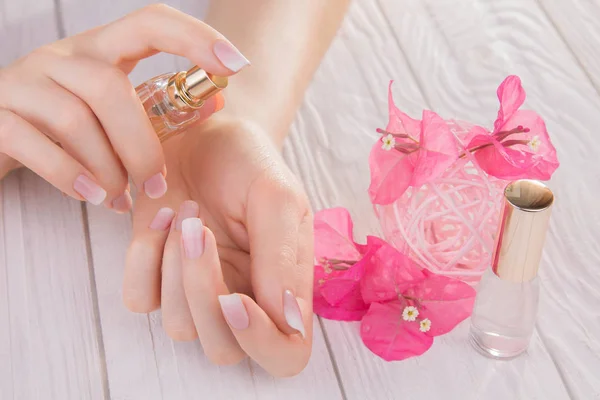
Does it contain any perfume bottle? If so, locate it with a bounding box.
[470,179,554,359]
[136,66,228,142]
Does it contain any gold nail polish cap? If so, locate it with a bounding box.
[167,66,228,109]
[492,180,554,283]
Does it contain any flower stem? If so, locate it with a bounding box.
[377,128,419,144]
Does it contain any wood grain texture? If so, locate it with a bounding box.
[537,0,600,92]
[0,0,106,397]
[0,172,106,400]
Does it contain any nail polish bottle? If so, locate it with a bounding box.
[136,66,228,142]
[469,179,554,359]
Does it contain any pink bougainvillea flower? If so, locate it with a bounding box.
[369,82,459,205]
[466,75,559,180]
[359,241,476,361]
[313,207,477,360]
[360,302,434,361]
[313,207,385,321]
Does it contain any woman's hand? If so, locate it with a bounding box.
[0,4,248,212]
[124,116,314,377]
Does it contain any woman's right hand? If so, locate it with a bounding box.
[0,4,249,212]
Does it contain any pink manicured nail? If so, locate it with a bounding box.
[283,290,306,338]
[218,294,249,330]
[144,172,167,199]
[112,190,133,213]
[73,174,107,205]
[181,218,205,259]
[213,40,250,72]
[149,207,175,231]
[175,200,200,231]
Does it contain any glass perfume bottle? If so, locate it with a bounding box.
[136,66,228,142]
[470,179,554,359]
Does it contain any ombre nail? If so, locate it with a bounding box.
[175,200,200,231]
[144,172,167,199]
[112,191,133,213]
[213,40,250,73]
[181,218,205,259]
[149,207,175,231]
[283,290,306,338]
[218,294,249,330]
[73,175,107,205]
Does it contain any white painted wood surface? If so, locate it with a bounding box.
[1,0,599,399]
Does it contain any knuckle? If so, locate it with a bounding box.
[90,67,131,100]
[0,109,20,150]
[139,3,174,18]
[205,347,245,366]
[55,101,94,137]
[164,324,197,342]
[125,239,162,275]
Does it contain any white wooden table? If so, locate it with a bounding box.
[1,0,599,399]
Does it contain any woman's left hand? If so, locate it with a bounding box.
[124,115,314,377]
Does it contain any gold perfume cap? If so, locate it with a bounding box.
[167,66,228,109]
[492,180,554,283]
[184,66,228,101]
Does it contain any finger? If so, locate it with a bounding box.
[181,218,246,364]
[0,108,107,204]
[218,293,312,377]
[161,201,199,341]
[2,74,130,212]
[123,207,175,312]
[246,181,312,337]
[85,4,249,74]
[39,54,168,200]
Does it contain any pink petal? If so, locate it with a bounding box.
[474,110,559,180]
[410,111,459,187]
[360,301,434,361]
[318,258,366,306]
[368,141,415,205]
[361,242,425,304]
[403,271,476,336]
[313,263,369,321]
[494,75,526,132]
[314,207,361,262]
[387,81,421,137]
[313,287,368,321]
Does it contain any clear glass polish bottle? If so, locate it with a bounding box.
[470,179,554,359]
[136,66,228,142]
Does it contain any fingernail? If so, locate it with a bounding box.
[149,207,175,231]
[181,218,205,259]
[112,190,133,213]
[73,175,107,205]
[144,172,167,199]
[218,294,249,330]
[283,290,306,338]
[175,200,199,231]
[213,40,250,73]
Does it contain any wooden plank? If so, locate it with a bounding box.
[84,208,163,400]
[537,0,600,91]
[0,179,13,400]
[62,1,344,397]
[0,0,106,398]
[289,0,576,398]
[1,173,106,400]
